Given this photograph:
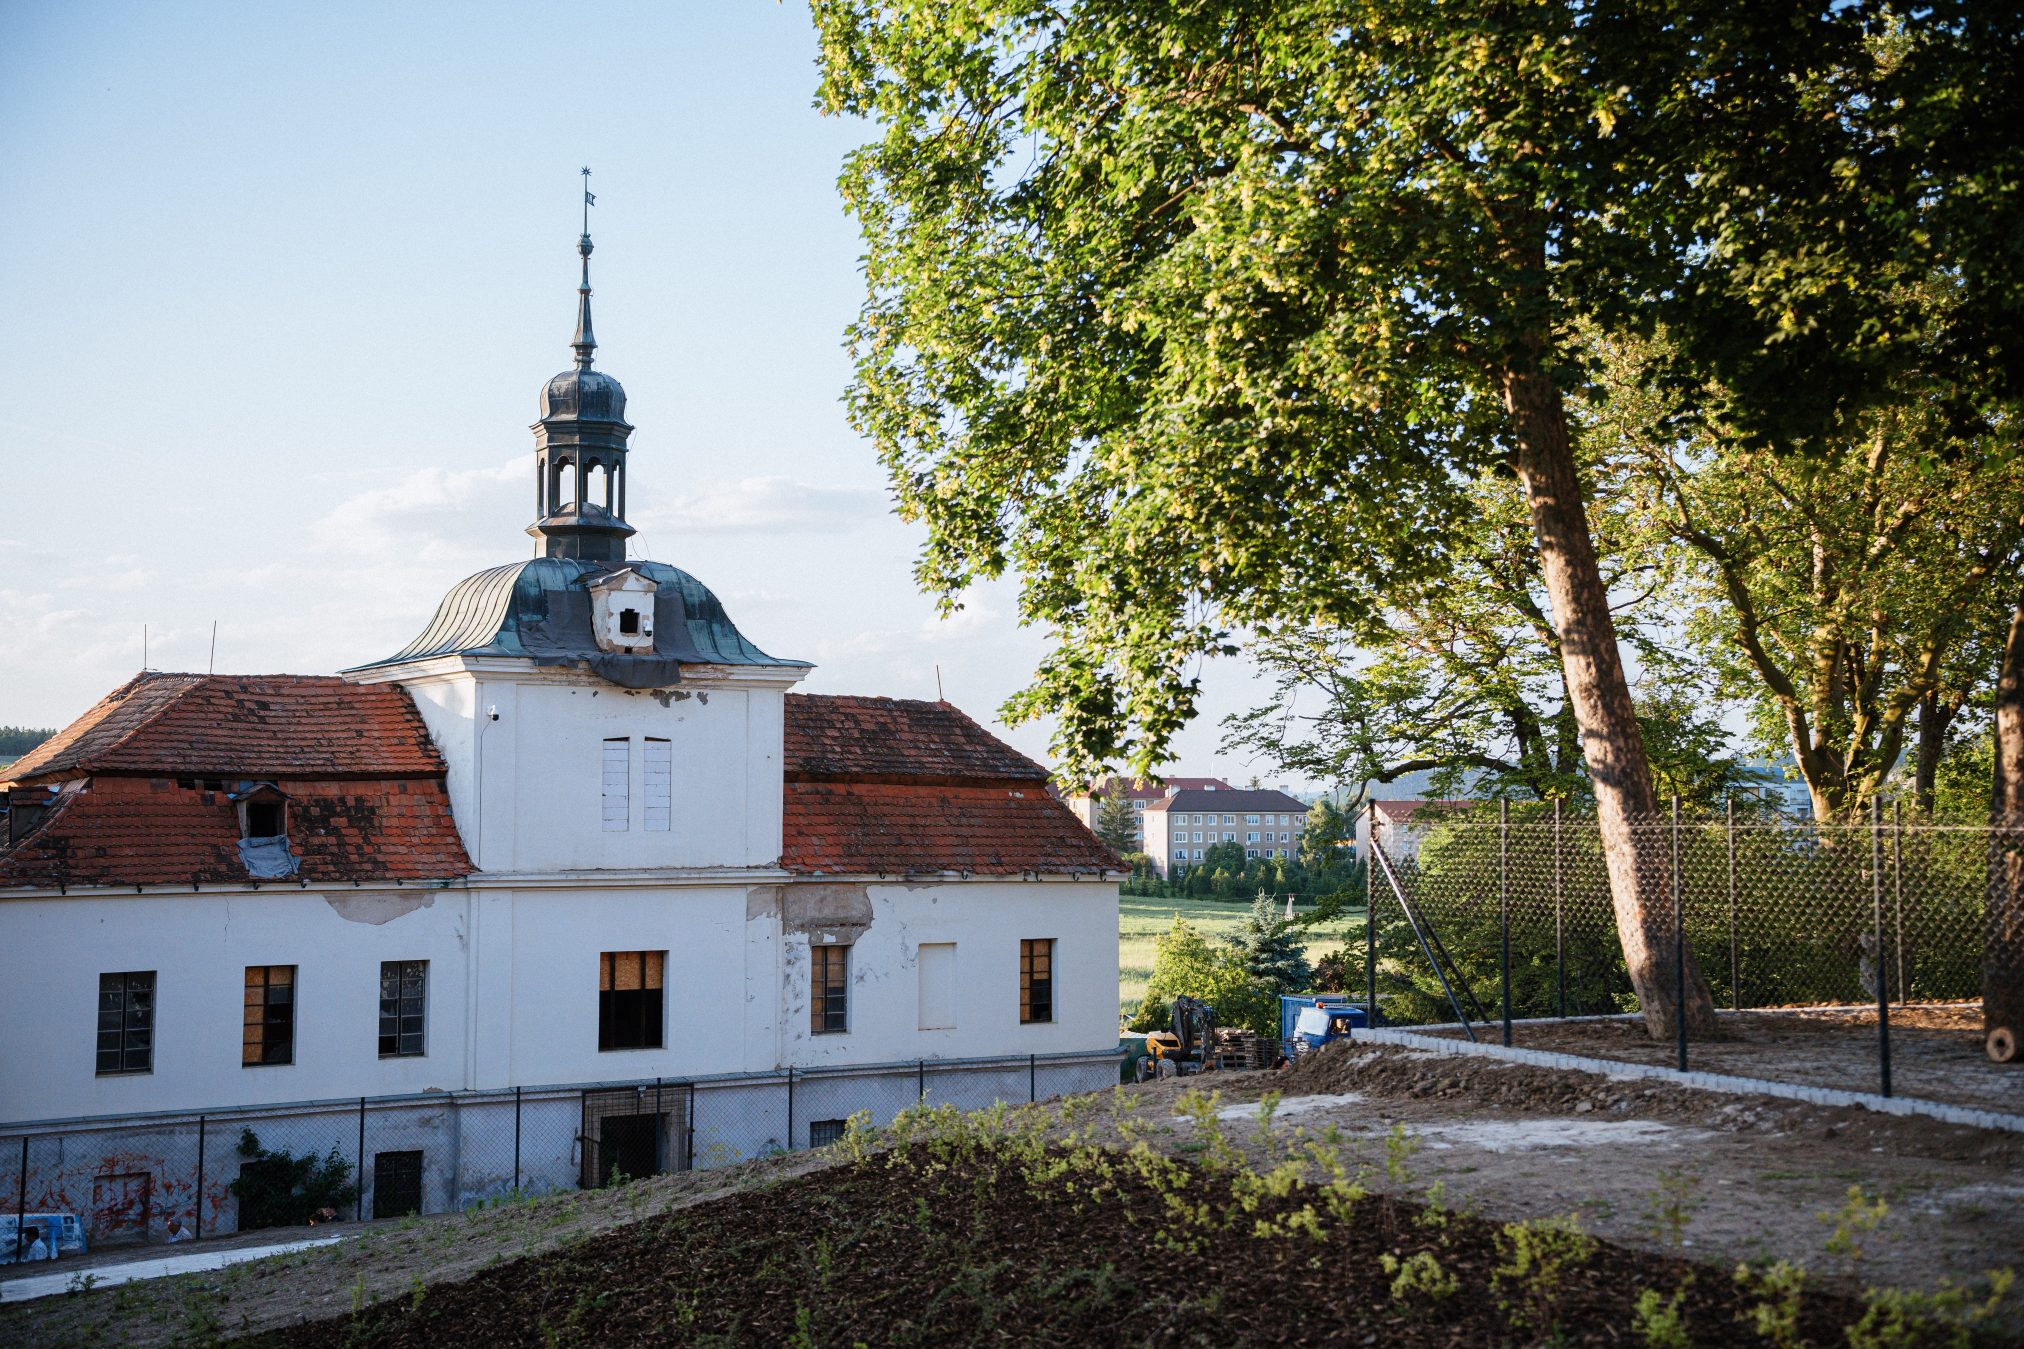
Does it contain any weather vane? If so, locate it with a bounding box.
[581,166,594,237]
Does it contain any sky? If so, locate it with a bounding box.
[0,1,1290,786]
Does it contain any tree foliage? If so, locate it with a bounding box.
[1093,791,1139,855]
[1130,916,1279,1040]
[229,1128,358,1231]
[1228,892,1314,994]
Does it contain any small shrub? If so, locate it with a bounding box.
[1492,1214,1597,1335]
[1734,1260,1808,1349]
[1845,1269,2015,1349]
[1641,1166,1700,1251]
[1380,1249,1458,1303]
[1822,1184,1890,1268]
[1633,1282,1692,1348]
[228,1128,358,1231]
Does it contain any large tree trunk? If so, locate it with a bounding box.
[1505,367,1721,1040]
[1916,691,1950,817]
[1986,602,2024,1064]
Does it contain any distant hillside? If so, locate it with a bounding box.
[0,726,55,758]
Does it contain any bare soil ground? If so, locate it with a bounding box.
[3,1041,2018,1345]
[1421,1004,2024,1116]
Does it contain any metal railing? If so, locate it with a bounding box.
[0,1049,1119,1260]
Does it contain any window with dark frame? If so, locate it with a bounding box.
[96,971,155,1075]
[810,944,849,1034]
[378,960,427,1057]
[1019,939,1054,1025]
[242,965,296,1066]
[598,951,665,1051]
[808,1119,848,1148]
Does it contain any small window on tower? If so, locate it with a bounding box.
[618,608,641,636]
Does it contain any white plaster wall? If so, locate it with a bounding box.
[398,672,787,874]
[0,890,475,1122]
[493,884,758,1087]
[777,881,1120,1068]
[0,877,1118,1125]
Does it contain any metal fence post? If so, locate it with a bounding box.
[1672,795,1687,1074]
[1500,799,1512,1046]
[785,1067,795,1150]
[356,1097,367,1222]
[1553,797,1565,1019]
[1874,797,1892,1097]
[1892,799,1906,1006]
[1029,1054,1037,1103]
[513,1086,522,1195]
[1727,798,1740,1012]
[917,1059,926,1104]
[654,1079,664,1174]
[16,1135,27,1247]
[1365,804,1377,1024]
[195,1115,206,1240]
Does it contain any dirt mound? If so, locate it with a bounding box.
[1271,1040,2019,1165]
[240,1148,1876,1348]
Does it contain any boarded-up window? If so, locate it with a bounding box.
[602,738,630,832]
[243,965,295,1066]
[1020,939,1054,1025]
[599,951,664,1051]
[918,942,956,1030]
[643,737,671,832]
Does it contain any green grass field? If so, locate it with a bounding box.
[1118,893,1366,1018]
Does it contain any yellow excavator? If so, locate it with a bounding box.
[1135,995,1217,1081]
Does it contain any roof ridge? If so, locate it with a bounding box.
[3,672,204,783]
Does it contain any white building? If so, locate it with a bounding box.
[1355,799,1472,864]
[1142,787,1309,878]
[0,226,1120,1243]
[1062,775,1232,852]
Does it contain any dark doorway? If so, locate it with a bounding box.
[372,1150,424,1220]
[597,1115,661,1187]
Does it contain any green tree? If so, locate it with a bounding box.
[816,0,1916,1036]
[1590,330,2024,823]
[0,727,54,758]
[1093,790,1139,855]
[1228,892,1314,994]
[1131,916,1278,1040]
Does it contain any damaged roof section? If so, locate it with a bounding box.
[0,673,470,890]
[782,694,1117,877]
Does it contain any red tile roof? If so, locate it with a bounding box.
[0,776,470,888]
[781,694,1117,876]
[2,673,446,785]
[0,673,469,888]
[782,781,1117,876]
[784,694,1048,786]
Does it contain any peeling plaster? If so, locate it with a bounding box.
[783,883,873,946]
[323,890,435,925]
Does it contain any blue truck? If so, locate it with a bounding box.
[1279,994,1370,1058]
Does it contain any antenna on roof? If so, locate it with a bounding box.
[142,623,148,672]
[935,664,944,701]
[209,621,218,675]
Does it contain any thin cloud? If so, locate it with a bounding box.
[632,476,885,535]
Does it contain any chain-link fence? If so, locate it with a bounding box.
[0,1050,1119,1263]
[1360,802,2019,1112]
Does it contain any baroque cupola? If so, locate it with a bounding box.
[528,200,635,563]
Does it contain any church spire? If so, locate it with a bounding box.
[527,168,635,563]
[572,167,597,368]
